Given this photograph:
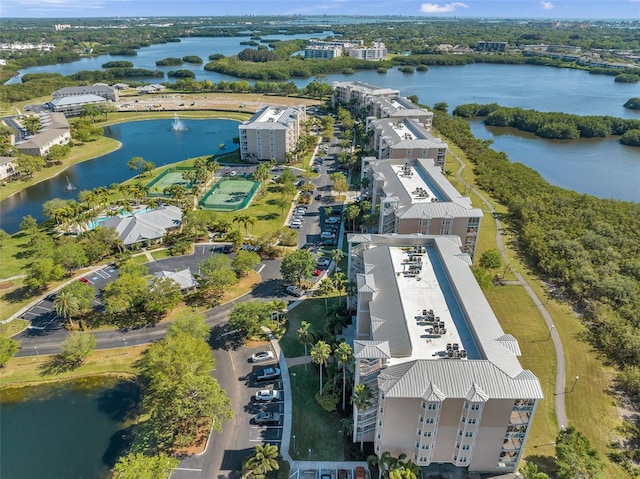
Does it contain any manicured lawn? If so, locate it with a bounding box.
[288,364,345,461]
[0,231,31,279]
[0,345,147,387]
[0,318,29,338]
[279,297,335,358]
[150,249,171,261]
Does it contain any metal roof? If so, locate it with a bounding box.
[354,340,391,359]
[379,360,543,400]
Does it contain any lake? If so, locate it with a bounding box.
[0,118,240,233]
[0,377,141,479]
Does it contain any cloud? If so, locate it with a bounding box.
[420,2,469,13]
[540,1,554,10]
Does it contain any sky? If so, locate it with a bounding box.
[0,0,638,19]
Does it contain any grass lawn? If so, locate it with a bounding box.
[150,249,172,261]
[0,318,29,338]
[0,344,147,387]
[280,297,335,358]
[288,364,345,461]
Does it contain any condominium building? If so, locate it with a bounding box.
[348,234,542,474]
[368,96,433,130]
[15,112,71,156]
[332,81,399,116]
[348,42,387,61]
[362,157,482,257]
[0,157,19,181]
[239,105,307,163]
[52,84,118,102]
[48,94,107,117]
[369,117,448,167]
[304,45,342,59]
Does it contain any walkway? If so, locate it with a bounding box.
[452,152,568,429]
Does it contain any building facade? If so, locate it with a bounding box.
[48,94,107,117]
[348,42,387,61]
[304,45,342,59]
[52,84,118,102]
[347,234,542,474]
[369,117,448,167]
[368,96,433,130]
[0,157,19,181]
[239,105,307,163]
[332,81,399,116]
[15,112,71,157]
[361,157,482,257]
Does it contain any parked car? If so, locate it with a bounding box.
[255,389,280,402]
[315,194,322,200]
[320,239,337,247]
[338,470,349,479]
[312,268,322,276]
[79,277,91,284]
[316,257,331,267]
[256,367,281,381]
[356,467,365,479]
[251,351,275,363]
[301,243,316,250]
[253,412,282,425]
[321,231,336,239]
[289,221,302,229]
[326,216,341,224]
[286,285,305,297]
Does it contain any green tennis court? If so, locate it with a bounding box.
[147,167,193,196]
[200,177,260,211]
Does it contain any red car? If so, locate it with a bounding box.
[312,269,322,276]
[79,277,91,284]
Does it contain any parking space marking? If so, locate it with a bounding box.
[174,468,203,472]
[250,438,282,442]
[95,269,110,279]
[33,305,52,311]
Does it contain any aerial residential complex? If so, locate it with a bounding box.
[348,234,543,473]
[332,81,400,116]
[238,105,307,163]
[361,157,482,257]
[52,84,119,102]
[305,39,387,61]
[15,111,71,156]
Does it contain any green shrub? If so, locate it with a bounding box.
[315,383,339,412]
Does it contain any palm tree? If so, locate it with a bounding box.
[334,342,353,411]
[243,444,280,479]
[296,321,313,368]
[317,278,336,316]
[352,384,374,451]
[345,204,360,232]
[54,290,80,328]
[246,216,257,236]
[269,299,287,327]
[333,271,347,305]
[331,248,344,268]
[310,340,331,395]
[253,163,270,194]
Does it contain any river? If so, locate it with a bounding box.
[0,377,141,479]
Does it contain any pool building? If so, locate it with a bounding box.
[348,234,542,474]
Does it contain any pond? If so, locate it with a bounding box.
[0,377,141,479]
[0,117,240,234]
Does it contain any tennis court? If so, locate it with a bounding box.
[147,167,194,196]
[200,177,260,211]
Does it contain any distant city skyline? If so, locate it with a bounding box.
[1,0,638,20]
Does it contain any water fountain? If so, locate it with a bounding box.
[171,113,187,132]
[64,175,76,191]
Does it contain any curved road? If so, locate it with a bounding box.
[452,152,568,430]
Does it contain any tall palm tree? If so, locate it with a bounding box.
[317,278,336,316]
[333,271,347,305]
[296,321,313,368]
[353,384,374,451]
[243,444,280,479]
[310,340,331,395]
[334,342,353,411]
[54,290,80,328]
[246,216,257,236]
[331,248,344,267]
[268,299,287,327]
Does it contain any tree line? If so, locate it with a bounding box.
[431,107,640,470]
[453,103,640,146]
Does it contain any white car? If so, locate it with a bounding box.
[251,351,275,363]
[316,257,331,267]
[321,231,336,239]
[289,221,302,229]
[286,285,305,297]
[326,216,341,224]
[255,389,280,402]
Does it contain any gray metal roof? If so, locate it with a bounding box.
[363,246,413,357]
[378,360,543,400]
[50,94,106,106]
[101,205,181,246]
[354,340,391,359]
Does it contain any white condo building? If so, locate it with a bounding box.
[362,157,482,257]
[348,234,543,474]
[332,81,400,116]
[239,105,307,163]
[369,118,448,167]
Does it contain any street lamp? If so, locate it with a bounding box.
[122,337,128,355]
[34,346,40,361]
[293,434,297,455]
[292,372,297,390]
[308,447,311,460]
[547,325,555,341]
[570,375,579,393]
